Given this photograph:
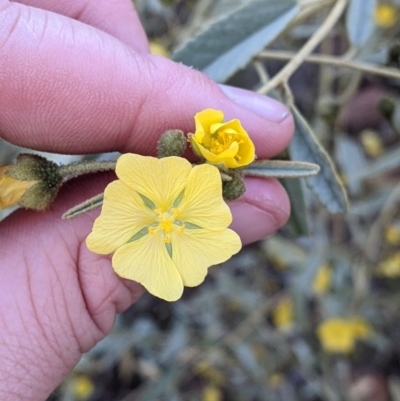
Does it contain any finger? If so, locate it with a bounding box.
[230,178,290,245]
[11,0,149,51]
[0,3,294,160]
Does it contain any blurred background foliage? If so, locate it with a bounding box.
[7,0,397,399]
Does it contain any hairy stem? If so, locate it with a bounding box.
[58,160,116,182]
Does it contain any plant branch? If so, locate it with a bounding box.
[257,0,348,94]
[257,50,400,80]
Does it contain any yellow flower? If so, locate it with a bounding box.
[202,385,222,401]
[360,130,384,158]
[86,154,242,301]
[189,109,255,169]
[312,263,332,294]
[317,317,372,354]
[385,225,400,245]
[272,297,294,330]
[149,41,169,57]
[350,318,372,340]
[0,166,37,210]
[376,252,400,277]
[70,375,94,401]
[374,3,398,28]
[268,373,284,389]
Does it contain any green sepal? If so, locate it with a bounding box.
[222,171,246,201]
[157,130,187,158]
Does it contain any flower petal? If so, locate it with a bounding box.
[113,231,184,301]
[0,166,37,209]
[221,119,247,135]
[179,164,233,229]
[171,228,241,287]
[86,180,155,254]
[116,154,192,209]
[195,142,240,167]
[195,109,224,136]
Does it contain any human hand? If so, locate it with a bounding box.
[0,0,294,399]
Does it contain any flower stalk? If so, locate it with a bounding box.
[58,160,116,182]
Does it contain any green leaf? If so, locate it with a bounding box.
[289,106,348,214]
[172,0,299,82]
[243,160,320,178]
[281,178,310,236]
[346,0,377,47]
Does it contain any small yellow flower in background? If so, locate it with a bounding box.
[385,225,400,245]
[202,385,222,401]
[272,297,294,330]
[360,130,384,158]
[312,263,332,294]
[195,361,226,386]
[149,41,169,57]
[350,317,372,340]
[70,375,94,400]
[268,373,285,389]
[0,166,37,209]
[376,252,400,277]
[317,317,372,354]
[86,154,242,302]
[374,3,398,28]
[189,109,255,169]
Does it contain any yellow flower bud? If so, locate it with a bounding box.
[189,109,255,169]
[4,154,62,211]
[0,166,37,210]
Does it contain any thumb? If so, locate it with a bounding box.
[0,1,293,159]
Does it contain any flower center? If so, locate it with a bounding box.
[208,130,243,156]
[148,208,185,243]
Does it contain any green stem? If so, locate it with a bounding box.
[58,160,116,182]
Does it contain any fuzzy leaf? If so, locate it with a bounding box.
[281,178,310,236]
[244,160,319,178]
[289,106,348,214]
[172,0,299,82]
[346,0,377,47]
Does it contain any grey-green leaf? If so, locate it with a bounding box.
[289,106,348,214]
[346,0,377,47]
[243,160,320,178]
[281,178,310,236]
[172,0,300,82]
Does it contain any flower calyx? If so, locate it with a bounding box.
[222,171,246,201]
[157,129,187,158]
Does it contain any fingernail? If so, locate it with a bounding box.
[219,84,289,123]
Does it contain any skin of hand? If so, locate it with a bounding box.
[0,0,294,399]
